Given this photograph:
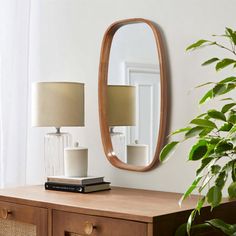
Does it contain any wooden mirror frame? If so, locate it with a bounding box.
[98,18,168,171]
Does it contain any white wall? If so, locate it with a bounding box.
[27,0,236,194]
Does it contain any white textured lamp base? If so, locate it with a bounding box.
[44,131,71,177]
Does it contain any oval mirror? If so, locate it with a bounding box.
[98,18,167,171]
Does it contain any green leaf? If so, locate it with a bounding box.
[187,210,196,235]
[232,161,236,182]
[179,176,203,204]
[215,171,227,189]
[212,33,230,37]
[197,113,207,118]
[196,196,206,213]
[228,113,236,124]
[222,160,235,172]
[207,186,222,208]
[208,137,222,144]
[221,97,234,101]
[175,223,187,236]
[199,89,213,104]
[213,83,227,96]
[189,140,208,161]
[160,141,179,162]
[211,165,221,175]
[215,141,233,153]
[229,124,236,135]
[219,76,236,83]
[190,118,217,129]
[219,123,233,131]
[221,103,236,113]
[201,57,219,66]
[226,27,236,45]
[213,83,235,98]
[207,109,226,121]
[185,126,204,139]
[228,182,236,199]
[195,82,214,89]
[204,142,217,157]
[196,157,214,175]
[170,127,191,136]
[186,39,210,51]
[231,133,236,144]
[215,58,236,71]
[222,83,236,95]
[206,218,236,235]
[199,127,214,137]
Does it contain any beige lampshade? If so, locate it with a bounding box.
[107,85,136,126]
[32,82,84,127]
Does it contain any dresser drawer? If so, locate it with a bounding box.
[0,201,48,236]
[53,210,147,236]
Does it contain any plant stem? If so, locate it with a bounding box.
[213,41,236,56]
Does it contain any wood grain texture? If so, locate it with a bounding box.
[98,18,168,172]
[0,186,198,223]
[48,208,52,236]
[0,186,235,235]
[0,185,233,224]
[53,209,147,236]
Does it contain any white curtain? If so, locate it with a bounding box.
[0,0,31,187]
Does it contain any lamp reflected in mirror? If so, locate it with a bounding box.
[107,85,136,162]
[107,85,152,166]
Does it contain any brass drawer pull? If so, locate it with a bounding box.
[0,208,12,219]
[84,221,96,235]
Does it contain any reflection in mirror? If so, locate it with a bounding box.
[107,23,160,167]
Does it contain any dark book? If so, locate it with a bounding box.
[45,181,111,193]
[47,175,104,185]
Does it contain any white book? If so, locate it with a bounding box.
[47,175,104,185]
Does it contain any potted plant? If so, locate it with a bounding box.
[160,28,236,235]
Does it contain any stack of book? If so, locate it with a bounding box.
[45,176,110,193]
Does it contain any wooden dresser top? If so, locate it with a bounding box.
[0,185,228,223]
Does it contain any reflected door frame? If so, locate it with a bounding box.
[124,62,160,163]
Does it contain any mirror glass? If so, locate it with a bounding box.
[107,23,161,167]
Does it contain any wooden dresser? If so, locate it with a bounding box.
[0,186,235,236]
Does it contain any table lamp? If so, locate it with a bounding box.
[107,85,136,160]
[32,82,84,176]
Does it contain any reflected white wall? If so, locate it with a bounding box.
[108,23,157,85]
